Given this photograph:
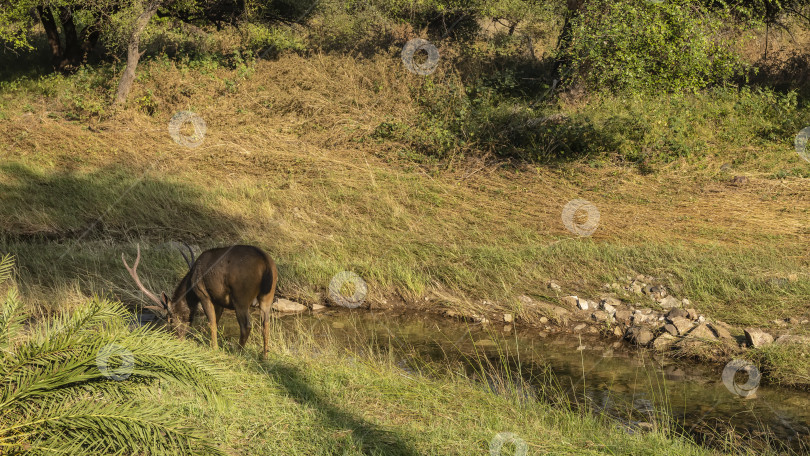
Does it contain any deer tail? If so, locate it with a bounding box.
[260,259,278,299]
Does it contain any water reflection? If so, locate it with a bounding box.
[200,309,810,453]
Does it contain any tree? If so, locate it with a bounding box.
[114,0,167,105]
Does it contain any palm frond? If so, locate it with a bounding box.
[0,254,14,286]
[0,288,24,357]
[5,395,224,455]
[0,297,227,455]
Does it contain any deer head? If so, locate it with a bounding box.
[122,243,195,330]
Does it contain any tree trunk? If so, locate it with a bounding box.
[114,0,164,106]
[57,7,83,71]
[37,6,100,72]
[37,7,63,69]
[552,0,587,77]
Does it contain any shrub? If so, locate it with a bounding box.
[561,0,750,93]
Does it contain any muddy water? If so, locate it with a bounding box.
[179,309,810,453]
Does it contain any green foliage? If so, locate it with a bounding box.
[0,256,226,455]
[238,22,306,56]
[0,0,37,51]
[562,0,750,93]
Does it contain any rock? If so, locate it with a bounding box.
[503,313,514,323]
[633,309,661,325]
[503,325,513,333]
[539,316,549,324]
[577,299,590,311]
[272,299,308,313]
[518,295,533,305]
[697,315,705,324]
[601,297,622,308]
[774,335,810,345]
[574,323,588,332]
[707,322,733,340]
[667,316,693,335]
[653,333,678,350]
[548,281,562,291]
[561,296,579,308]
[744,328,773,348]
[630,283,643,295]
[591,310,611,322]
[650,285,667,299]
[625,326,655,346]
[632,310,650,324]
[658,296,681,309]
[613,326,624,337]
[537,302,570,323]
[685,323,717,340]
[471,314,490,324]
[312,303,326,311]
[663,324,678,336]
[682,298,692,306]
[666,308,689,319]
[636,328,655,346]
[537,331,549,338]
[601,303,617,315]
[614,309,633,324]
[686,308,699,320]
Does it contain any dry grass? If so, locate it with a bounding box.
[0,49,809,386]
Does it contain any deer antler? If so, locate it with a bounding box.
[178,242,196,269]
[122,244,166,313]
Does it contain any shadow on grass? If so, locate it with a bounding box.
[262,361,421,456]
[0,162,246,242]
[0,162,280,304]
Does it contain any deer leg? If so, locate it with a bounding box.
[214,306,224,329]
[259,297,273,359]
[234,305,252,350]
[199,297,218,350]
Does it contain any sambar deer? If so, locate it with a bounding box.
[122,244,279,358]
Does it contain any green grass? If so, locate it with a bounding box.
[161,318,741,455]
[0,26,809,454]
[0,49,808,389]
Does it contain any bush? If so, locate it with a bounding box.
[561,0,750,93]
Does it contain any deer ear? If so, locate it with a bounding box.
[161,292,170,309]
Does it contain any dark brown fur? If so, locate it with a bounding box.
[124,244,278,358]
